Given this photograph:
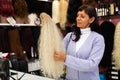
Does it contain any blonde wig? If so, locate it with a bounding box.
[112,22,120,69]
[38,12,65,79]
[28,13,38,24]
[59,0,69,30]
[52,0,60,24]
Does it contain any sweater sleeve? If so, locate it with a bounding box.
[63,32,72,50]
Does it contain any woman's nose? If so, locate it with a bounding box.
[77,17,81,21]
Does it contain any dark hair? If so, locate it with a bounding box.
[73,4,99,42]
[12,0,28,18]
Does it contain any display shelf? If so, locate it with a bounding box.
[10,70,54,80]
[99,15,120,26]
[0,23,36,27]
[37,0,53,2]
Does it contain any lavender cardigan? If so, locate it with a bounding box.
[64,31,105,80]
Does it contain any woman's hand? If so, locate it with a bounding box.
[54,52,66,62]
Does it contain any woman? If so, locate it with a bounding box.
[54,5,105,80]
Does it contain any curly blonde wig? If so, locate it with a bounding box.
[112,22,120,70]
[38,12,65,79]
[59,0,69,29]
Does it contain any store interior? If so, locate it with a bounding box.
[0,0,120,80]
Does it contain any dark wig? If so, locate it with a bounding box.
[20,27,36,59]
[12,0,28,18]
[67,0,82,24]
[0,28,10,53]
[8,29,25,59]
[99,21,115,68]
[0,0,14,17]
[72,4,99,42]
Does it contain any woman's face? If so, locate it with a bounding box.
[76,10,94,29]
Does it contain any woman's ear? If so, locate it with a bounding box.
[89,17,95,24]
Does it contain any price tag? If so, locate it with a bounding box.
[6,17,16,26]
[28,59,40,72]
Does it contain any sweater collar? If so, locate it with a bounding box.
[80,28,91,34]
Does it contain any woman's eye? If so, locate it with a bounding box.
[81,15,85,18]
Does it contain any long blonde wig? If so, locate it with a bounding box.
[112,22,120,69]
[52,0,69,30]
[38,12,65,79]
[59,0,69,29]
[52,0,60,24]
